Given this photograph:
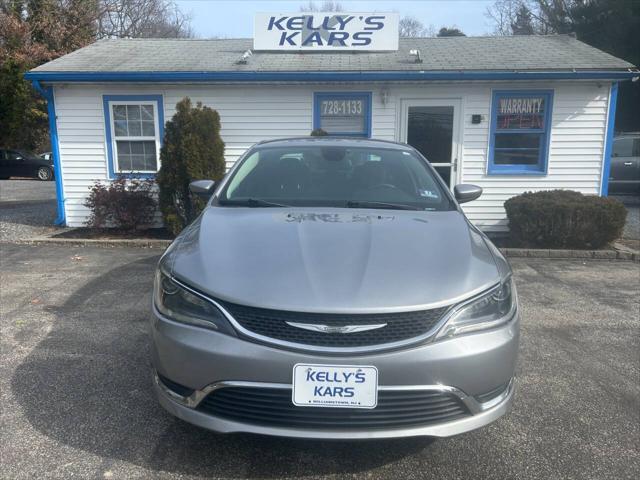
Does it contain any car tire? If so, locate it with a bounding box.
[37,166,53,181]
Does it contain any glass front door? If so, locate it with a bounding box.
[401,100,461,188]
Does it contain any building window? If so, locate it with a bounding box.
[488,90,553,175]
[103,95,164,178]
[313,92,372,137]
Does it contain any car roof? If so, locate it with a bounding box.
[255,137,415,150]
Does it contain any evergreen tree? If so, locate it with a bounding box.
[157,98,225,235]
[437,27,466,37]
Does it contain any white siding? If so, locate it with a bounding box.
[460,83,609,230]
[53,81,610,229]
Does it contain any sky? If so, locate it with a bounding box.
[175,0,497,39]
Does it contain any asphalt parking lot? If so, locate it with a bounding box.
[0,243,638,479]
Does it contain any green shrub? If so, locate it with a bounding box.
[504,190,627,249]
[157,97,225,235]
[310,128,328,136]
[84,176,156,231]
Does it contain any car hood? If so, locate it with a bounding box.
[166,207,501,313]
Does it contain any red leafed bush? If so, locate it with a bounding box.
[84,176,157,231]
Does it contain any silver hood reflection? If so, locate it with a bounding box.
[164,207,503,313]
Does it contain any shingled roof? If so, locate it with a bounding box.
[31,35,635,73]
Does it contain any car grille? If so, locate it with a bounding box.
[218,301,449,348]
[197,387,470,429]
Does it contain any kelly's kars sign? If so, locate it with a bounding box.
[254,13,399,51]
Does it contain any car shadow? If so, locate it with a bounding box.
[11,255,434,478]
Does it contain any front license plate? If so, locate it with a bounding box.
[292,364,378,408]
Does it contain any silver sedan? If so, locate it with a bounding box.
[150,137,519,439]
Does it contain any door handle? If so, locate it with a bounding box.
[624,162,633,166]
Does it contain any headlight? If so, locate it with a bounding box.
[436,278,516,339]
[153,269,235,334]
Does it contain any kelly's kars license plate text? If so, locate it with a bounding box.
[292,364,378,408]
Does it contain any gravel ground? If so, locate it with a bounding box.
[611,196,639,251]
[0,244,638,480]
[0,179,57,203]
[0,179,59,241]
[615,196,640,240]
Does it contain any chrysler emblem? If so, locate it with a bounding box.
[285,322,387,334]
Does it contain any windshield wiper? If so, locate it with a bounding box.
[220,198,290,208]
[345,201,422,211]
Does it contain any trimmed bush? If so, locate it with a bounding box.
[157,97,225,235]
[504,190,627,249]
[84,176,156,231]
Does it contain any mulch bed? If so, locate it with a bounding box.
[486,234,622,251]
[51,227,174,240]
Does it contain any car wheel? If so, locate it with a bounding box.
[37,166,53,181]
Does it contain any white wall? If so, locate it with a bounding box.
[52,81,610,229]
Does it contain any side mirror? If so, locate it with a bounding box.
[454,184,483,204]
[189,179,215,199]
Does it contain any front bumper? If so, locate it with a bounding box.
[150,305,519,438]
[154,373,515,439]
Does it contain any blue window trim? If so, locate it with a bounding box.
[102,94,164,179]
[313,92,372,138]
[488,90,554,175]
[600,82,618,196]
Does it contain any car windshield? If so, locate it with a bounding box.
[219,145,454,211]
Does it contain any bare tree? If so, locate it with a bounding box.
[510,4,535,35]
[486,0,520,35]
[97,0,193,38]
[399,16,426,37]
[299,1,343,12]
[486,0,575,36]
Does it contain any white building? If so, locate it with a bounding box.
[26,23,638,230]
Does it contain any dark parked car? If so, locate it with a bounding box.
[0,149,54,181]
[609,134,640,195]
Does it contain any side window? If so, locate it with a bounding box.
[7,151,22,161]
[613,138,633,157]
[634,139,640,156]
[488,91,553,175]
[103,95,164,178]
[111,104,158,172]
